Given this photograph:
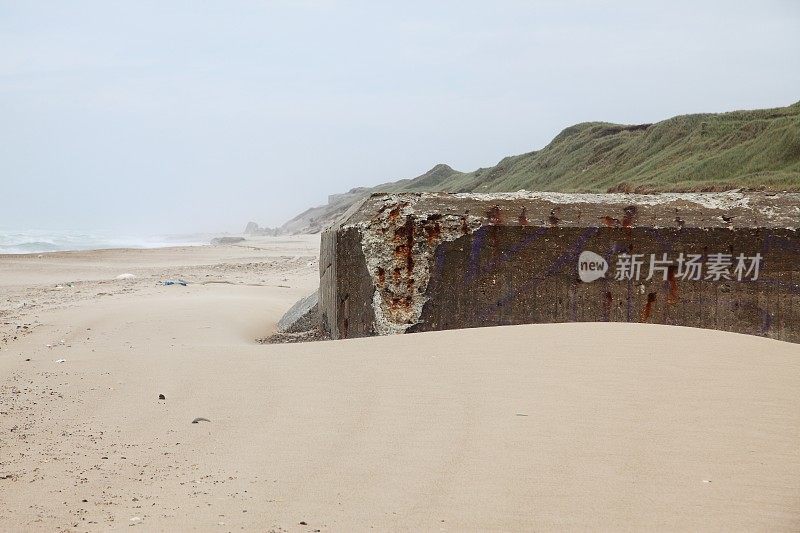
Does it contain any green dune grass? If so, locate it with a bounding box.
[282,101,800,232]
[387,101,800,194]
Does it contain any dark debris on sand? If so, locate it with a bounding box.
[257,327,329,345]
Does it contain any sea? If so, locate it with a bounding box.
[0,229,212,254]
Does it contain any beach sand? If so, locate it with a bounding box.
[1,236,798,531]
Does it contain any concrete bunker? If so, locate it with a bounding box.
[313,191,800,343]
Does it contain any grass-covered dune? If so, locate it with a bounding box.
[282,101,800,233]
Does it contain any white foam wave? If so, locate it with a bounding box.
[0,229,211,254]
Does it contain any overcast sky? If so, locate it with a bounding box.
[2,1,799,233]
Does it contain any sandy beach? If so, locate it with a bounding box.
[1,236,799,532]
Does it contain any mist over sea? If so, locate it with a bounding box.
[0,229,213,254]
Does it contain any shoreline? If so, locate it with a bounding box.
[0,233,309,257]
[0,243,209,258]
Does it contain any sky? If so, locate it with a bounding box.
[1,0,799,233]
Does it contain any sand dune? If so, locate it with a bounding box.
[1,238,798,531]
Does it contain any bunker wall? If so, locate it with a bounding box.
[320,192,800,343]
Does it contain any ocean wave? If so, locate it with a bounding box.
[0,230,212,254]
[0,241,61,254]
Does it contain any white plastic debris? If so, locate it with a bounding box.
[130,516,142,524]
[55,358,66,363]
[115,273,136,280]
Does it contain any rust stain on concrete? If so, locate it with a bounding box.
[641,292,657,322]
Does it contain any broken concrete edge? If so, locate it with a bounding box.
[264,289,329,344]
[338,191,800,229]
[276,290,319,333]
[356,195,483,335]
